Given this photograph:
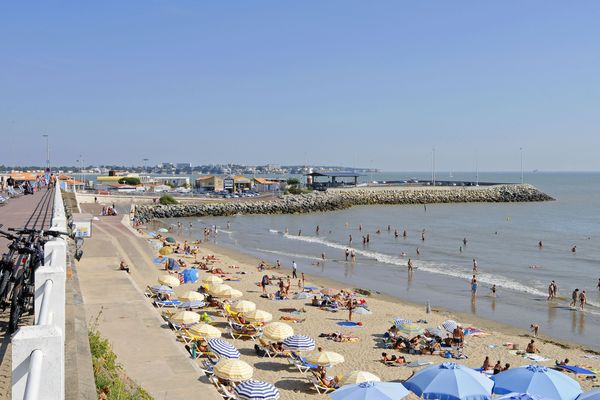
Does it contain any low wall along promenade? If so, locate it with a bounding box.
[134,184,554,222]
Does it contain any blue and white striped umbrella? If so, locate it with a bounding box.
[393,318,412,328]
[442,320,459,332]
[235,380,280,400]
[207,338,241,359]
[151,284,174,294]
[179,300,205,309]
[282,335,316,352]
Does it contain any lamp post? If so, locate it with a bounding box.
[431,147,436,186]
[42,134,49,174]
[520,147,524,184]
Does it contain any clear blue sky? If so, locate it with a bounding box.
[2,1,599,171]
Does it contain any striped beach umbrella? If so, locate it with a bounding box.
[187,323,221,339]
[158,274,180,287]
[393,318,413,328]
[263,322,294,341]
[244,309,273,323]
[282,335,316,352]
[235,380,280,400]
[396,322,424,336]
[214,358,254,381]
[179,291,204,302]
[209,283,231,295]
[150,285,174,294]
[340,371,381,386]
[170,311,200,325]
[203,275,224,285]
[207,338,241,359]
[442,319,459,332]
[179,300,205,309]
[306,350,345,366]
[232,300,257,313]
[321,288,339,296]
[214,286,243,299]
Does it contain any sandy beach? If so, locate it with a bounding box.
[125,218,600,398]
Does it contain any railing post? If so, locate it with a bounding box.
[12,325,63,400]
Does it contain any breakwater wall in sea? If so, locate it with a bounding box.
[134,184,553,222]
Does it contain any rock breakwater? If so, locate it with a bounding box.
[134,184,553,222]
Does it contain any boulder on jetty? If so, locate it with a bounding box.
[134,184,554,222]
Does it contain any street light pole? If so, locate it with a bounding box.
[42,134,49,174]
[520,147,524,184]
[432,147,436,186]
[475,154,479,186]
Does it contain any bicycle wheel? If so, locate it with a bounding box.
[9,279,24,333]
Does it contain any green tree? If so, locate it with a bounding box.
[159,194,178,205]
[118,177,141,185]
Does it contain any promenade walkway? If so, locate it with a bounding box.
[77,204,220,400]
[0,190,53,400]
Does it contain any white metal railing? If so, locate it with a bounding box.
[12,182,67,400]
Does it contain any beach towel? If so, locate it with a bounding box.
[557,365,596,376]
[303,286,319,291]
[525,354,550,362]
[406,360,434,367]
[337,321,362,328]
[584,355,600,360]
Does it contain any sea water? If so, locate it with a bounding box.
[162,172,600,349]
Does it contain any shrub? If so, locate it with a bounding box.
[286,178,300,186]
[159,194,178,205]
[118,177,141,185]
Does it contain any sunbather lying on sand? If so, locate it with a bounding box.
[280,316,305,323]
[319,332,359,342]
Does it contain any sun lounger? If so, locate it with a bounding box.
[227,320,262,341]
[209,375,238,399]
[153,299,183,308]
[288,352,319,374]
[307,375,336,394]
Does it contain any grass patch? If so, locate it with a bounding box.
[89,328,153,400]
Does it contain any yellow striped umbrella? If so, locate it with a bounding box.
[231,300,256,313]
[340,371,380,386]
[179,291,205,302]
[306,350,345,366]
[159,246,173,255]
[203,275,224,285]
[170,311,200,325]
[243,309,273,323]
[209,284,231,295]
[187,323,221,339]
[263,322,294,341]
[158,274,180,287]
[212,286,243,299]
[214,358,254,381]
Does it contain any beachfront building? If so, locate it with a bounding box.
[305,171,362,189]
[232,175,252,192]
[149,176,190,188]
[196,175,224,192]
[253,177,280,193]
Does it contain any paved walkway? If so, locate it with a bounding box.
[0,189,53,400]
[77,204,220,400]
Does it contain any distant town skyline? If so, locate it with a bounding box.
[2,2,600,171]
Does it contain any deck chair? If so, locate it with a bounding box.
[209,375,238,399]
[307,375,336,394]
[288,352,319,374]
[153,299,183,308]
[227,320,262,341]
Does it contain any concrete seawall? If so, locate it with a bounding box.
[134,184,554,222]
